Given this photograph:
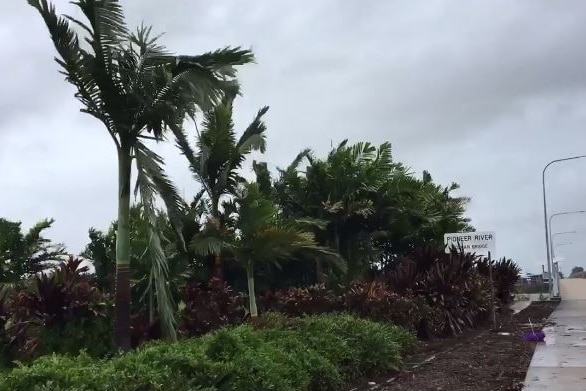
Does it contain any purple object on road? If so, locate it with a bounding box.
[523,331,546,342]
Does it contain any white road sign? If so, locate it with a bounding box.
[443,231,495,255]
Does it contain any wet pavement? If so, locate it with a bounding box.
[524,300,586,391]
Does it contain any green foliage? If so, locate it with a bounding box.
[387,246,516,335]
[179,278,247,337]
[260,284,344,316]
[3,258,112,364]
[82,205,203,326]
[177,90,269,219]
[265,141,473,283]
[0,217,65,295]
[344,281,425,330]
[259,282,445,338]
[29,0,254,345]
[289,314,415,379]
[0,314,415,391]
[477,257,521,304]
[191,182,343,317]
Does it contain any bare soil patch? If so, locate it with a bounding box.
[348,301,558,391]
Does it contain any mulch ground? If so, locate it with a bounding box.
[348,301,558,391]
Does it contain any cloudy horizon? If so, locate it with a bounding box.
[2,0,586,274]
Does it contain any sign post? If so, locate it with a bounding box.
[444,231,497,330]
[487,251,497,330]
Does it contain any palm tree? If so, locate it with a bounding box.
[174,90,269,278]
[29,0,253,350]
[274,140,399,279]
[191,183,343,317]
[0,217,66,296]
[413,170,472,242]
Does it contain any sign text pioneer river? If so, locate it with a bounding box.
[443,231,495,256]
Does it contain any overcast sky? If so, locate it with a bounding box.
[2,0,586,274]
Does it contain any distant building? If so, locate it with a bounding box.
[520,273,544,285]
[519,265,549,285]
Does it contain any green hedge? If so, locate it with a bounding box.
[0,314,416,391]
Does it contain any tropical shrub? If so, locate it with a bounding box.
[179,278,247,337]
[4,257,112,362]
[258,281,447,338]
[260,284,343,316]
[293,314,416,379]
[387,246,491,335]
[418,251,485,334]
[477,257,521,304]
[344,281,422,329]
[0,314,416,391]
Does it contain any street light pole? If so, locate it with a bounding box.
[542,155,586,298]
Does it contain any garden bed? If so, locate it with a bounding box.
[0,314,416,391]
[348,301,558,391]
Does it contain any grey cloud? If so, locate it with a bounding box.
[2,0,586,273]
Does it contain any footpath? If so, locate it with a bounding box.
[524,281,586,391]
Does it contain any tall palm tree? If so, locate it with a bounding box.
[174,90,268,278]
[29,0,253,350]
[191,183,343,317]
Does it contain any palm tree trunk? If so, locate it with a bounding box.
[148,282,154,324]
[246,261,258,317]
[316,259,325,284]
[211,195,224,282]
[213,255,223,281]
[114,148,132,351]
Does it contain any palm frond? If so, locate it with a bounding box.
[249,226,311,263]
[236,183,279,237]
[175,47,255,78]
[134,151,177,340]
[129,23,168,57]
[73,0,127,78]
[236,106,269,154]
[28,0,103,112]
[134,142,186,249]
[169,124,198,174]
[286,148,312,172]
[24,218,55,247]
[351,142,377,164]
[293,217,328,231]
[295,246,348,274]
[188,234,232,257]
[373,142,393,173]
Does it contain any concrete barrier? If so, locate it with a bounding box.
[560,279,586,300]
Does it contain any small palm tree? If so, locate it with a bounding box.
[191,183,343,317]
[29,0,253,349]
[174,90,269,278]
[0,218,66,297]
